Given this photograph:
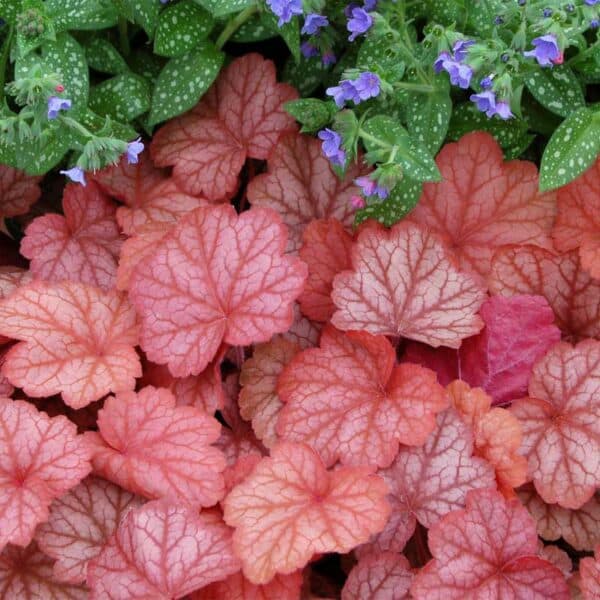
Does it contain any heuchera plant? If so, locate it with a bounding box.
[0,1,599,599]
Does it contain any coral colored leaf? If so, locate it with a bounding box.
[511,340,600,509]
[35,477,144,584]
[0,542,88,599]
[239,337,300,448]
[489,246,600,340]
[0,281,140,407]
[277,326,449,468]
[298,219,353,322]
[151,54,298,200]
[553,156,600,279]
[407,131,556,281]
[87,499,240,599]
[90,154,207,235]
[21,182,123,291]
[580,546,600,600]
[85,386,226,507]
[341,553,413,600]
[0,267,31,346]
[0,398,91,551]
[248,133,367,251]
[411,489,569,599]
[331,222,486,347]
[0,164,42,219]
[223,442,390,584]
[283,302,321,349]
[401,343,459,386]
[129,205,307,377]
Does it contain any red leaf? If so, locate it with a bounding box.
[407,132,556,281]
[85,386,226,507]
[580,546,600,600]
[511,340,600,509]
[0,267,31,346]
[331,222,486,347]
[90,154,207,235]
[35,477,144,584]
[277,326,448,468]
[192,571,303,600]
[21,182,123,291]
[410,488,569,599]
[248,133,366,251]
[151,54,298,201]
[129,205,307,377]
[341,553,413,600]
[0,281,140,407]
[87,499,240,599]
[0,397,91,551]
[401,343,459,386]
[223,442,390,584]
[0,164,42,219]
[489,246,600,340]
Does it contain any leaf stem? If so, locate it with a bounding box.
[118,18,130,57]
[216,5,259,50]
[0,26,14,104]
[60,115,94,140]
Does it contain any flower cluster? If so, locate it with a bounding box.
[266,0,302,26]
[326,72,381,107]
[434,40,475,89]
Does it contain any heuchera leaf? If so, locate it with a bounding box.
[151,53,298,201]
[411,488,569,599]
[277,326,449,468]
[0,164,42,219]
[489,246,600,340]
[248,133,367,251]
[85,386,226,507]
[283,302,321,349]
[406,131,556,282]
[87,499,241,599]
[0,398,91,551]
[35,476,144,584]
[0,267,31,346]
[580,546,600,600]
[223,442,390,584]
[510,340,600,510]
[129,205,307,377]
[331,221,486,347]
[552,156,600,279]
[21,182,123,291]
[341,552,413,600]
[0,281,141,407]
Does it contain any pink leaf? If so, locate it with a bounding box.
[282,302,321,349]
[0,164,42,219]
[331,222,486,347]
[411,488,569,599]
[0,281,140,407]
[401,343,459,386]
[87,499,240,599]
[580,546,600,600]
[223,442,390,584]
[35,476,144,584]
[129,204,307,377]
[85,386,226,507]
[277,326,448,468]
[0,397,91,551]
[0,267,31,346]
[511,340,600,509]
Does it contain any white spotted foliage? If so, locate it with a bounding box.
[525,66,585,118]
[195,0,256,17]
[89,73,151,123]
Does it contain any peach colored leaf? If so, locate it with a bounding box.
[0,542,88,599]
[223,442,390,584]
[580,233,600,281]
[283,303,321,349]
[411,488,569,599]
[87,499,240,599]
[0,164,42,219]
[0,281,140,407]
[489,246,600,340]
[84,386,225,507]
[511,340,600,509]
[0,372,12,398]
[151,54,297,201]
[580,546,600,600]
[129,204,307,377]
[331,222,486,347]
[21,182,123,291]
[277,326,448,468]
[90,154,207,235]
[539,544,572,578]
[248,133,367,251]
[0,398,91,551]
[0,267,31,346]
[239,337,300,448]
[35,476,144,584]
[401,342,459,386]
[341,553,413,600]
[407,132,555,282]
[298,219,353,321]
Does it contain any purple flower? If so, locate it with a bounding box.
[266,0,303,26]
[322,50,336,66]
[434,51,452,74]
[353,72,380,101]
[585,0,600,4]
[344,2,360,17]
[494,100,514,120]
[326,80,359,107]
[446,62,473,89]
[350,195,366,209]
[480,76,494,89]
[47,96,72,120]
[126,138,144,164]
[524,34,562,67]
[301,41,319,58]
[355,176,388,199]
[542,7,553,17]
[470,91,497,117]
[347,7,373,41]
[302,13,328,35]
[60,167,87,186]
[318,128,346,166]
[591,19,600,28]
[364,0,378,9]
[452,39,475,62]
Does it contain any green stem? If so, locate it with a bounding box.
[216,5,259,50]
[118,18,130,57]
[60,115,94,139]
[0,26,14,104]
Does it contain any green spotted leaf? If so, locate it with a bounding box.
[357,36,406,79]
[79,108,138,141]
[0,0,21,24]
[467,0,503,36]
[525,66,585,118]
[284,98,335,134]
[282,54,329,96]
[85,37,128,74]
[45,0,119,31]
[231,13,277,42]
[89,73,151,122]
[17,126,73,175]
[193,0,255,16]
[121,0,160,36]
[129,49,166,82]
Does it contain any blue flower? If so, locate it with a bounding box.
[434,51,452,74]
[266,0,303,26]
[47,96,72,120]
[363,0,378,9]
[585,0,600,4]
[301,41,319,58]
[353,72,381,101]
[354,176,389,199]
[60,166,87,186]
[318,128,346,166]
[302,13,328,35]
[452,39,475,62]
[524,34,562,67]
[326,80,360,107]
[126,138,145,165]
[470,91,513,119]
[434,52,473,89]
[322,50,337,66]
[494,100,513,120]
[347,7,373,41]
[480,76,494,89]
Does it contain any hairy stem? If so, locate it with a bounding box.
[216,5,259,50]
